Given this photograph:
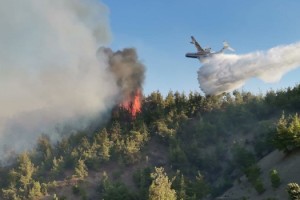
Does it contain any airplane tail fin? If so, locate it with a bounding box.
[223,41,235,52]
[190,36,196,44]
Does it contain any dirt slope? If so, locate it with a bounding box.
[219,149,300,200]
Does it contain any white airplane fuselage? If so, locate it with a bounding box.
[185,36,234,62]
[185,51,218,59]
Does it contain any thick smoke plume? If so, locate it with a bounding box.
[99,47,145,118]
[198,42,300,95]
[99,47,145,102]
[0,0,145,160]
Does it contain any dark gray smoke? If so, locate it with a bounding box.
[99,47,145,101]
[198,42,300,95]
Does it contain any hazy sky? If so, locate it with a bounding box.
[102,0,300,96]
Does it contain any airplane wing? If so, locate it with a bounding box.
[191,36,205,52]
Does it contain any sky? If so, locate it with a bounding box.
[102,0,300,96]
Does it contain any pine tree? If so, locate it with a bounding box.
[274,113,300,153]
[165,90,175,109]
[2,184,20,200]
[173,171,187,200]
[189,171,210,199]
[78,136,93,161]
[50,156,64,178]
[94,128,112,162]
[74,159,88,180]
[270,169,281,189]
[287,182,300,200]
[18,152,36,195]
[28,181,43,200]
[2,153,37,199]
[149,167,177,200]
[36,135,53,169]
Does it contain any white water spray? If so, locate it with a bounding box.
[198,42,300,95]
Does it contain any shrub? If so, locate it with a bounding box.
[269,169,281,189]
[254,179,265,194]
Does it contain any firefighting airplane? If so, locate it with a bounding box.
[185,36,234,61]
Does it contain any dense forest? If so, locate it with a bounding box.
[1,84,300,200]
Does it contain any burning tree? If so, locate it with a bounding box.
[121,89,142,118]
[99,47,145,119]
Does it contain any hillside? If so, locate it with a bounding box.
[1,85,300,200]
[221,149,300,199]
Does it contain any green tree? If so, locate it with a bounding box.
[36,135,53,170]
[149,167,177,200]
[143,91,165,123]
[17,153,36,195]
[270,169,281,189]
[2,169,19,200]
[53,193,59,200]
[174,92,187,113]
[172,172,187,200]
[232,145,255,171]
[50,156,64,178]
[245,165,261,184]
[287,182,300,200]
[186,91,203,117]
[93,128,112,162]
[2,184,20,200]
[274,113,300,153]
[164,90,175,110]
[169,140,188,170]
[74,159,88,180]
[178,174,187,200]
[133,167,152,199]
[56,138,73,169]
[102,182,136,200]
[154,120,175,139]
[28,181,43,200]
[233,90,243,104]
[188,171,210,199]
[2,153,37,199]
[77,137,94,162]
[123,130,148,164]
[253,178,265,194]
[97,171,137,200]
[7,169,18,187]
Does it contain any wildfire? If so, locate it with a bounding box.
[121,89,142,118]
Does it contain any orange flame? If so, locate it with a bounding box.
[121,89,142,118]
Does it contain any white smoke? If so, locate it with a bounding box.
[0,0,119,158]
[198,42,300,95]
